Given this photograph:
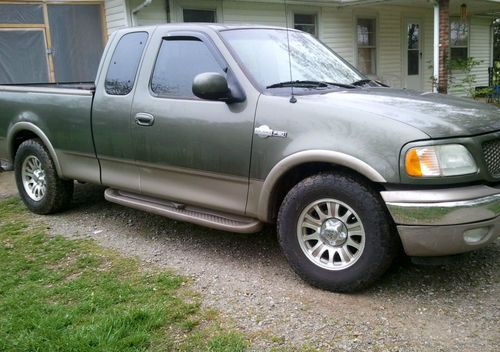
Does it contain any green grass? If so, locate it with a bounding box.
[0,197,248,351]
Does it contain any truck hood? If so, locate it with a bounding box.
[323,88,500,138]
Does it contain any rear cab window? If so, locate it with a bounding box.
[105,32,149,95]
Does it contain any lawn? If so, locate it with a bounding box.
[0,197,247,352]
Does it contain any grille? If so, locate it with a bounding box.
[483,139,500,177]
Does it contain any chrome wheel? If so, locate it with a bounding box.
[21,155,47,201]
[297,198,365,270]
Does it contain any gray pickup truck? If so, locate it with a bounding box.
[1,24,499,292]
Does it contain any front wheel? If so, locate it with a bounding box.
[14,139,73,214]
[277,172,399,292]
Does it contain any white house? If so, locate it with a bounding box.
[1,0,499,96]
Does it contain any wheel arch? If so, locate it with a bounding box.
[257,150,387,223]
[7,122,63,176]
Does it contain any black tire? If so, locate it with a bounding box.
[277,172,399,293]
[14,139,73,215]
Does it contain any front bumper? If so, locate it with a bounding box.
[381,185,500,256]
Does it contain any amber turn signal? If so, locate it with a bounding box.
[405,148,422,177]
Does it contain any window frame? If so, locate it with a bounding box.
[449,17,470,63]
[355,16,378,76]
[148,31,229,101]
[293,12,318,38]
[181,8,217,23]
[173,0,221,23]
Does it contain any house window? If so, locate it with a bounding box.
[183,9,216,23]
[450,18,469,62]
[357,18,376,75]
[294,13,317,37]
[151,37,225,98]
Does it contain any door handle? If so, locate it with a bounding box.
[135,113,155,126]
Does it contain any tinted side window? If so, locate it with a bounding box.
[105,32,148,95]
[151,38,224,98]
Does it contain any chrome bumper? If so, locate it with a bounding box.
[381,185,500,256]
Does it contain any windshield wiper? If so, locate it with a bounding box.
[266,80,355,89]
[351,79,388,87]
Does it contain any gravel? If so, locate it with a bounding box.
[1,171,499,351]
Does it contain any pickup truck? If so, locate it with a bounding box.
[1,24,499,292]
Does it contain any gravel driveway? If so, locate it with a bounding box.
[1,171,499,351]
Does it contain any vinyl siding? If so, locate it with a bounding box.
[128,0,167,26]
[104,0,129,33]
[322,7,354,64]
[222,1,286,26]
[449,16,492,96]
[378,8,402,88]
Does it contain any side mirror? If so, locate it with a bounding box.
[192,72,244,103]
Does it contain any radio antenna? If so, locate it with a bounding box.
[284,0,297,103]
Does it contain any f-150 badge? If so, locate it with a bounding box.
[254,125,288,138]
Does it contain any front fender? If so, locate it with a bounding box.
[249,150,386,222]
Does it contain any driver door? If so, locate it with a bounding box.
[130,30,257,214]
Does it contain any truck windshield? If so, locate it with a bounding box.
[220,29,365,90]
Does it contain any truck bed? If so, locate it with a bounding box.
[0,82,95,95]
[0,80,97,179]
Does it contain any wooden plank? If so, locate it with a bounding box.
[42,3,56,83]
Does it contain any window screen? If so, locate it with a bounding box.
[105,32,148,95]
[151,38,224,98]
[0,4,44,24]
[48,5,104,82]
[183,9,216,23]
[0,30,49,84]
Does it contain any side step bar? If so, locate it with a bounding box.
[104,189,263,234]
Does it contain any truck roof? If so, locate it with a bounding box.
[115,23,299,35]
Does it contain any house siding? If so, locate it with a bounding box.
[322,7,355,65]
[104,0,129,33]
[128,0,167,26]
[223,1,286,26]
[449,16,492,96]
[378,7,403,88]
[469,17,492,91]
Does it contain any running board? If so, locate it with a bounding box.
[104,189,263,233]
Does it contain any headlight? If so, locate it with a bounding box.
[405,144,477,177]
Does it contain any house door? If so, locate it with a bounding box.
[404,19,423,91]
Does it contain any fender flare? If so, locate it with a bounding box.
[7,122,63,176]
[257,150,386,221]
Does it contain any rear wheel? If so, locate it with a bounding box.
[277,172,398,292]
[14,139,73,214]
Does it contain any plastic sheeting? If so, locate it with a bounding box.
[0,30,49,84]
[48,5,104,82]
[0,4,44,24]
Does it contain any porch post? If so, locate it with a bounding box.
[433,3,439,92]
[438,0,450,94]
